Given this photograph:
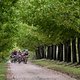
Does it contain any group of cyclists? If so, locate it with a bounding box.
[10,49,29,64]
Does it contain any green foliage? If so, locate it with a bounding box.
[16,23,43,51]
[0,0,79,58]
[0,0,19,59]
[16,0,80,44]
[0,0,18,51]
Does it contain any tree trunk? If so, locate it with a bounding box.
[64,42,67,62]
[43,45,47,58]
[45,46,48,59]
[38,47,42,59]
[78,38,80,64]
[58,45,60,60]
[60,44,63,61]
[53,45,56,60]
[50,45,53,60]
[35,49,38,59]
[47,46,50,59]
[66,41,71,62]
[64,40,71,62]
[56,46,58,60]
[48,45,53,60]
[63,44,65,61]
[76,37,78,63]
[72,39,77,63]
[70,39,73,63]
[35,47,42,59]
[41,46,45,58]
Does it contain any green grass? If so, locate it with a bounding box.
[32,59,80,80]
[0,63,7,80]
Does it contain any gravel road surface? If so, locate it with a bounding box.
[7,62,77,80]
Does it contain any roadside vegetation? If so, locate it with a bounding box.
[0,63,7,80]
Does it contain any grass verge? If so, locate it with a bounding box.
[0,63,7,80]
[31,59,80,80]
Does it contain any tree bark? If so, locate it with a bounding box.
[72,39,77,63]
[45,46,48,59]
[66,41,71,62]
[58,45,60,60]
[47,46,50,59]
[78,38,80,64]
[64,40,71,62]
[50,45,54,60]
[35,49,38,59]
[56,46,58,60]
[63,44,65,61]
[60,44,63,61]
[38,47,42,59]
[53,45,56,60]
[41,46,45,58]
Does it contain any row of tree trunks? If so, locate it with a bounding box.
[35,46,45,59]
[35,38,80,64]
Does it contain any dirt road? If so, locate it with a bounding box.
[7,62,77,80]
